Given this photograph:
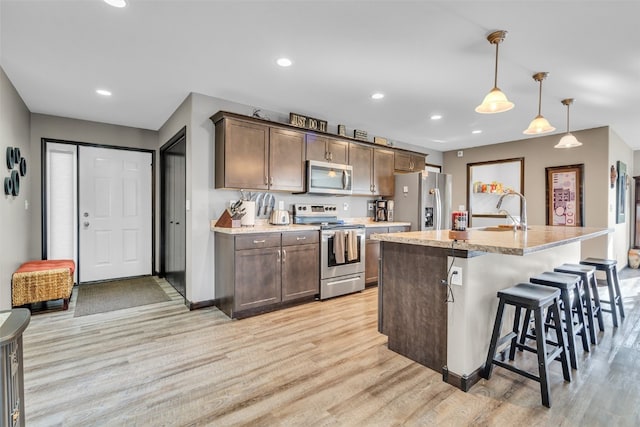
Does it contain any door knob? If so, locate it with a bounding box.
[83,221,90,227]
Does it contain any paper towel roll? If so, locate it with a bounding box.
[240,201,256,227]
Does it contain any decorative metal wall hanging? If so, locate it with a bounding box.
[4,145,26,196]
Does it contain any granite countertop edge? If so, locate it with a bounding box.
[371,226,612,256]
[211,219,411,234]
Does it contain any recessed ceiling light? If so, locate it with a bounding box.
[104,0,127,7]
[96,89,112,96]
[430,114,443,120]
[472,130,482,134]
[371,93,385,100]
[276,58,292,67]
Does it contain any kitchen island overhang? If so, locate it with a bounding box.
[373,226,611,392]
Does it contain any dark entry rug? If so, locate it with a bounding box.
[74,276,170,317]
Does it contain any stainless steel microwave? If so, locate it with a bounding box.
[306,160,353,195]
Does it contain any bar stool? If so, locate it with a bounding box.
[529,271,589,370]
[554,263,604,345]
[483,282,571,408]
[580,258,625,327]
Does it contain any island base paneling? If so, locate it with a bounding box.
[379,242,448,372]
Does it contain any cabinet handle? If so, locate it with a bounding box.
[269,176,273,186]
[282,249,286,262]
[277,249,281,262]
[329,152,333,161]
[264,175,268,185]
[296,236,306,240]
[325,151,329,161]
[253,239,266,244]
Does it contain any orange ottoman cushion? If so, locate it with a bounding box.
[16,259,76,276]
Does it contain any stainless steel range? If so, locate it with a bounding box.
[293,204,365,299]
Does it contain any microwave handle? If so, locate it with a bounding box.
[342,170,350,190]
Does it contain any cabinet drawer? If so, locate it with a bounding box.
[235,233,281,250]
[282,230,319,246]
[366,227,388,238]
[388,225,410,233]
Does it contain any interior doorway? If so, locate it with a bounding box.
[160,128,186,297]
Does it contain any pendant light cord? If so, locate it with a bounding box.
[493,42,499,88]
[537,79,543,116]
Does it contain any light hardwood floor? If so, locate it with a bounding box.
[21,273,640,426]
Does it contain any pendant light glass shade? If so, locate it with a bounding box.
[555,98,583,148]
[476,30,514,114]
[523,72,555,135]
[524,115,555,135]
[476,87,514,113]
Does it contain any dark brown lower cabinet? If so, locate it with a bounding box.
[282,242,319,301]
[215,230,319,318]
[365,225,410,286]
[235,246,281,311]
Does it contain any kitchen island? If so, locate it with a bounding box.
[372,225,611,391]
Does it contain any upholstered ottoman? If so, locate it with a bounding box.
[12,260,76,310]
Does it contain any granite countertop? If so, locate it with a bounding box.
[211,221,319,234]
[371,225,611,256]
[211,218,411,234]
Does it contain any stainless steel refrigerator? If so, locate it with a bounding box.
[394,171,453,231]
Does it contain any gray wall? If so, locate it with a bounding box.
[0,67,32,310]
[29,114,159,264]
[442,126,634,267]
[158,92,438,303]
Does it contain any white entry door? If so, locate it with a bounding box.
[79,146,152,282]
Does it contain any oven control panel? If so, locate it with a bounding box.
[293,203,338,217]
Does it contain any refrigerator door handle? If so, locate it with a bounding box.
[431,188,442,230]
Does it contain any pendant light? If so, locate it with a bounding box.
[475,30,514,114]
[523,72,555,135]
[555,98,583,148]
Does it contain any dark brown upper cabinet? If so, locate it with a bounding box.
[305,134,349,164]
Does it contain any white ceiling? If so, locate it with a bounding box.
[2,0,639,152]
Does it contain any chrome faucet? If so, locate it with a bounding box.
[496,190,527,230]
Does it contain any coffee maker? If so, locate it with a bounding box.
[375,200,394,222]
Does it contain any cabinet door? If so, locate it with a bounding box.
[373,148,395,196]
[411,153,425,171]
[269,128,305,192]
[365,239,381,285]
[349,143,373,195]
[235,247,281,311]
[306,134,328,162]
[282,243,319,301]
[394,152,412,172]
[327,138,349,164]
[220,118,269,190]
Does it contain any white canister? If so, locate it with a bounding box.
[240,201,256,227]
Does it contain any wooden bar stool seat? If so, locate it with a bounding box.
[483,282,571,408]
[554,263,604,345]
[580,258,625,327]
[529,271,589,370]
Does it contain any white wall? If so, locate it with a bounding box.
[0,67,31,310]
